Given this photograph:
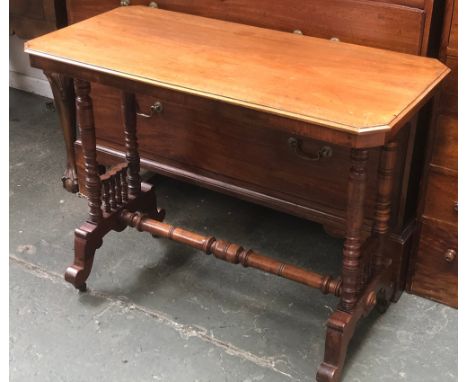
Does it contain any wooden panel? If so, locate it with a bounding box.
[89,83,375,219]
[10,0,46,19]
[422,166,457,225]
[439,56,458,115]
[84,83,413,228]
[10,0,67,39]
[66,0,426,55]
[410,219,458,307]
[25,7,449,135]
[447,0,458,56]
[431,114,457,170]
[380,0,425,6]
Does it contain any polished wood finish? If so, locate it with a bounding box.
[25,7,449,137]
[317,263,393,382]
[73,79,102,223]
[44,72,79,192]
[66,0,428,55]
[410,220,457,307]
[26,5,448,380]
[446,0,458,57]
[121,210,342,296]
[431,115,458,169]
[408,0,457,308]
[340,149,368,312]
[121,92,141,197]
[372,142,398,274]
[10,0,67,39]
[422,166,457,225]
[439,56,458,115]
[48,1,447,305]
[65,181,162,290]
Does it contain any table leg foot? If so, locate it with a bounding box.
[64,224,102,291]
[317,264,393,382]
[316,311,352,382]
[61,166,79,194]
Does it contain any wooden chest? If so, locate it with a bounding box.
[408,0,458,308]
[10,0,67,39]
[64,0,446,301]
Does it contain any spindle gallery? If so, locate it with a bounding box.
[25,6,449,381]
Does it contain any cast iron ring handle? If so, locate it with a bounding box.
[136,101,163,118]
[288,137,333,161]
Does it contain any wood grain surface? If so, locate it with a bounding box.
[66,0,427,55]
[25,6,448,134]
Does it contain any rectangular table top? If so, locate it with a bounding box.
[25,6,449,136]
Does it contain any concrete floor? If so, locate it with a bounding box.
[10,88,457,382]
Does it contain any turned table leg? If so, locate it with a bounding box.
[372,142,398,274]
[317,148,368,382]
[340,148,368,312]
[65,79,102,290]
[372,141,398,310]
[121,91,164,220]
[121,92,141,197]
[317,143,399,381]
[44,72,79,193]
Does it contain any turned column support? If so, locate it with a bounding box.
[121,92,141,198]
[372,141,398,275]
[340,148,368,312]
[120,210,342,296]
[74,79,102,223]
[44,72,79,193]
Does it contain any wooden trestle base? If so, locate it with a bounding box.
[64,176,393,382]
[64,181,165,291]
[61,81,397,382]
[58,83,398,382]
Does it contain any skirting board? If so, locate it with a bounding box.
[9,71,53,99]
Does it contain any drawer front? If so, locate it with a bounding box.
[67,0,425,54]
[411,220,458,307]
[431,114,457,170]
[422,167,457,225]
[439,56,458,115]
[89,83,408,227]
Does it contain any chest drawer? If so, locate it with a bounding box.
[431,114,457,170]
[67,0,426,54]
[422,166,457,225]
[89,83,409,229]
[410,219,458,307]
[439,56,458,115]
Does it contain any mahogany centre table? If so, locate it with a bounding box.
[25,6,449,381]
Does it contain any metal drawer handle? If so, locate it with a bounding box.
[454,201,458,213]
[288,137,333,161]
[444,249,457,263]
[121,1,157,7]
[293,29,304,35]
[330,37,340,42]
[136,101,163,118]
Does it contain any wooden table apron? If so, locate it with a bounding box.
[28,52,423,382]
